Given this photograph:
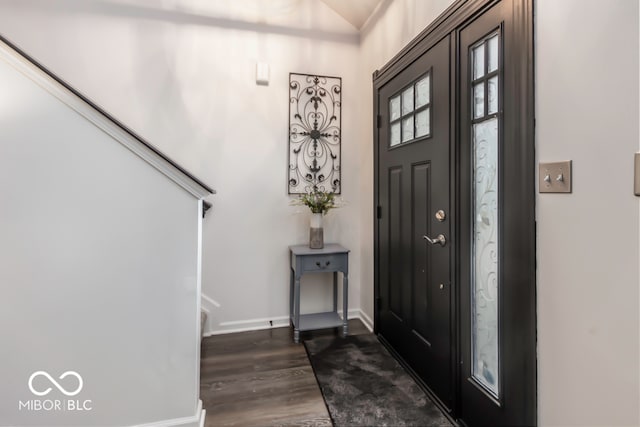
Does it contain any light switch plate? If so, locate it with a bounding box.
[539,161,572,193]
[635,153,640,196]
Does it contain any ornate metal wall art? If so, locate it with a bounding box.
[288,73,342,194]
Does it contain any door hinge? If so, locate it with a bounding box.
[376,115,382,128]
[376,205,382,219]
[375,296,381,308]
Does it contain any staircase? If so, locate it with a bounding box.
[0,34,214,427]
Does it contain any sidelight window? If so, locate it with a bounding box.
[389,72,431,147]
[471,32,500,398]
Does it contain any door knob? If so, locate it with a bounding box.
[423,234,447,246]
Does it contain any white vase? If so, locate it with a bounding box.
[309,213,324,249]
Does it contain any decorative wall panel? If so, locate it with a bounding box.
[288,73,342,194]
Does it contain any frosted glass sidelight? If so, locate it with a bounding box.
[390,122,401,146]
[402,116,414,142]
[402,86,414,115]
[488,77,498,114]
[474,83,485,118]
[390,96,401,121]
[473,44,485,79]
[415,75,430,109]
[472,117,499,396]
[488,35,499,73]
[415,109,430,138]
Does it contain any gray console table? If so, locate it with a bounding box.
[289,244,349,343]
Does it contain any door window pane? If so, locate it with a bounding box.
[488,76,498,114]
[488,35,499,73]
[390,95,401,121]
[473,83,485,118]
[415,75,430,109]
[415,108,430,138]
[473,44,485,79]
[390,122,401,146]
[402,86,414,115]
[402,116,414,142]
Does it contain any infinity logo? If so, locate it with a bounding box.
[28,371,83,397]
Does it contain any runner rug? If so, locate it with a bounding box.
[304,334,453,427]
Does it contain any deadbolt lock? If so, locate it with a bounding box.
[435,210,446,222]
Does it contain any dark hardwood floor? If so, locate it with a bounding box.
[200,319,371,427]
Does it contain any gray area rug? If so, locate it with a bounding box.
[304,334,453,427]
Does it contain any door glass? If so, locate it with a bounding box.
[415,109,430,138]
[473,83,484,118]
[390,122,401,146]
[472,118,499,395]
[390,96,401,121]
[487,35,499,73]
[473,44,485,79]
[402,116,414,142]
[471,32,500,397]
[402,86,414,114]
[488,76,498,114]
[387,71,432,147]
[415,75,430,108]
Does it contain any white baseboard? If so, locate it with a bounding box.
[204,309,374,336]
[337,308,373,332]
[131,400,204,427]
[357,309,374,332]
[203,315,291,336]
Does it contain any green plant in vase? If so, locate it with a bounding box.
[292,189,340,249]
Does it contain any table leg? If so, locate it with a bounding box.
[342,273,348,337]
[333,271,338,313]
[289,268,294,322]
[294,274,301,343]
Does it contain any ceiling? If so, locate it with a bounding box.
[320,0,383,29]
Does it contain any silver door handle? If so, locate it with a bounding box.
[423,234,446,246]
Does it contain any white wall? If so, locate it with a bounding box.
[536,0,639,425]
[0,43,203,426]
[0,0,368,334]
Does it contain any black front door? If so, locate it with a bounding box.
[376,35,453,410]
[374,0,535,425]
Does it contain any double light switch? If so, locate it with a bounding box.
[541,155,640,195]
[539,161,572,193]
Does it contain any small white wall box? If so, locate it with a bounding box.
[256,62,269,85]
